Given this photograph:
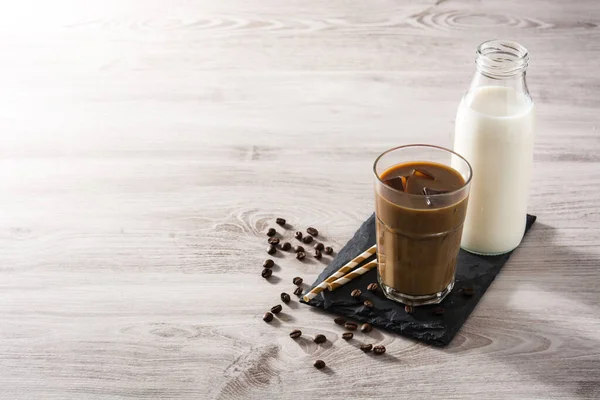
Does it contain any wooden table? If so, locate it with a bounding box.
[1,1,599,398]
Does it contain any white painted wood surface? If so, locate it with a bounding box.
[0,0,599,399]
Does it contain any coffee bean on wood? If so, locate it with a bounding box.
[294,231,303,240]
[293,287,303,296]
[280,293,291,303]
[313,334,326,344]
[313,360,326,369]
[281,242,292,251]
[313,249,322,259]
[267,228,276,237]
[324,246,333,255]
[307,227,319,237]
[263,259,274,269]
[270,304,282,314]
[373,345,386,355]
[294,245,305,253]
[344,322,358,331]
[267,245,276,255]
[268,237,280,245]
[289,329,302,339]
[276,218,286,226]
[295,251,306,260]
[334,316,347,325]
[261,268,272,278]
[342,332,354,340]
[263,312,273,322]
[314,242,324,251]
[293,277,303,285]
[361,323,372,333]
[302,235,313,244]
[360,344,373,352]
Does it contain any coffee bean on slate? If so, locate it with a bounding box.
[351,289,362,298]
[373,345,386,355]
[324,246,333,255]
[281,293,291,303]
[263,312,274,322]
[261,268,273,278]
[367,283,379,292]
[281,242,292,251]
[268,237,280,245]
[363,300,374,308]
[433,307,445,316]
[360,344,373,353]
[344,322,358,331]
[313,360,326,369]
[296,251,306,260]
[313,249,322,259]
[276,218,286,226]
[290,329,302,339]
[361,323,372,333]
[334,316,347,325]
[294,231,303,240]
[314,242,324,251]
[294,245,305,253]
[270,304,282,314]
[342,332,354,340]
[293,287,303,296]
[293,277,303,285]
[405,305,414,314]
[307,227,319,237]
[302,235,313,244]
[267,245,276,255]
[263,259,274,269]
[462,286,475,297]
[267,228,276,237]
[313,334,327,344]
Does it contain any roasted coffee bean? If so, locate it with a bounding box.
[294,231,303,240]
[334,316,347,325]
[267,228,276,237]
[293,277,303,285]
[373,345,386,355]
[281,242,292,251]
[313,360,326,369]
[344,322,358,331]
[267,245,276,255]
[296,251,306,260]
[462,286,475,297]
[293,287,303,296]
[361,323,372,333]
[268,237,280,245]
[313,334,327,344]
[261,268,273,278]
[313,249,322,259]
[302,235,313,244]
[263,259,274,269]
[314,242,324,251]
[307,227,319,237]
[342,332,354,340]
[263,312,274,322]
[351,289,362,298]
[405,305,414,314]
[324,246,333,255]
[294,245,305,253]
[276,218,286,226]
[360,344,373,353]
[280,293,291,303]
[367,283,379,292]
[363,300,374,308]
[289,329,302,339]
[433,307,445,316]
[270,304,283,314]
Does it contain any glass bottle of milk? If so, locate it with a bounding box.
[454,40,535,255]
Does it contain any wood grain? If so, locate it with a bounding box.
[1,0,599,399]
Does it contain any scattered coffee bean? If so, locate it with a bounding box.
[296,251,306,260]
[289,329,302,339]
[307,227,319,237]
[313,334,327,344]
[342,332,354,340]
[280,293,291,303]
[324,246,333,255]
[405,305,414,314]
[294,231,303,240]
[367,283,379,292]
[263,259,274,269]
[462,286,475,297]
[361,323,372,333]
[261,268,272,278]
[373,345,386,355]
[351,289,362,298]
[276,218,286,226]
[302,235,313,244]
[334,316,347,325]
[267,228,276,237]
[433,306,445,316]
[344,322,358,331]
[281,242,292,251]
[313,359,326,369]
[267,245,276,255]
[263,312,274,322]
[313,249,322,259]
[363,300,374,308]
[360,344,373,353]
[270,304,282,314]
[294,245,305,253]
[268,237,280,245]
[314,242,324,251]
[293,287,303,296]
[293,277,303,285]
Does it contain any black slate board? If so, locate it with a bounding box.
[301,213,537,346]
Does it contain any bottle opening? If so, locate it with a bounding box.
[476,40,529,79]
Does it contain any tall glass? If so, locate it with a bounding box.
[373,145,472,306]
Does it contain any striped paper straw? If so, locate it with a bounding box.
[327,260,378,291]
[302,244,376,302]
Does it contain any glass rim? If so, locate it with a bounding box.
[372,144,473,198]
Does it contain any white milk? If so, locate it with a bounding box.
[454,86,535,255]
